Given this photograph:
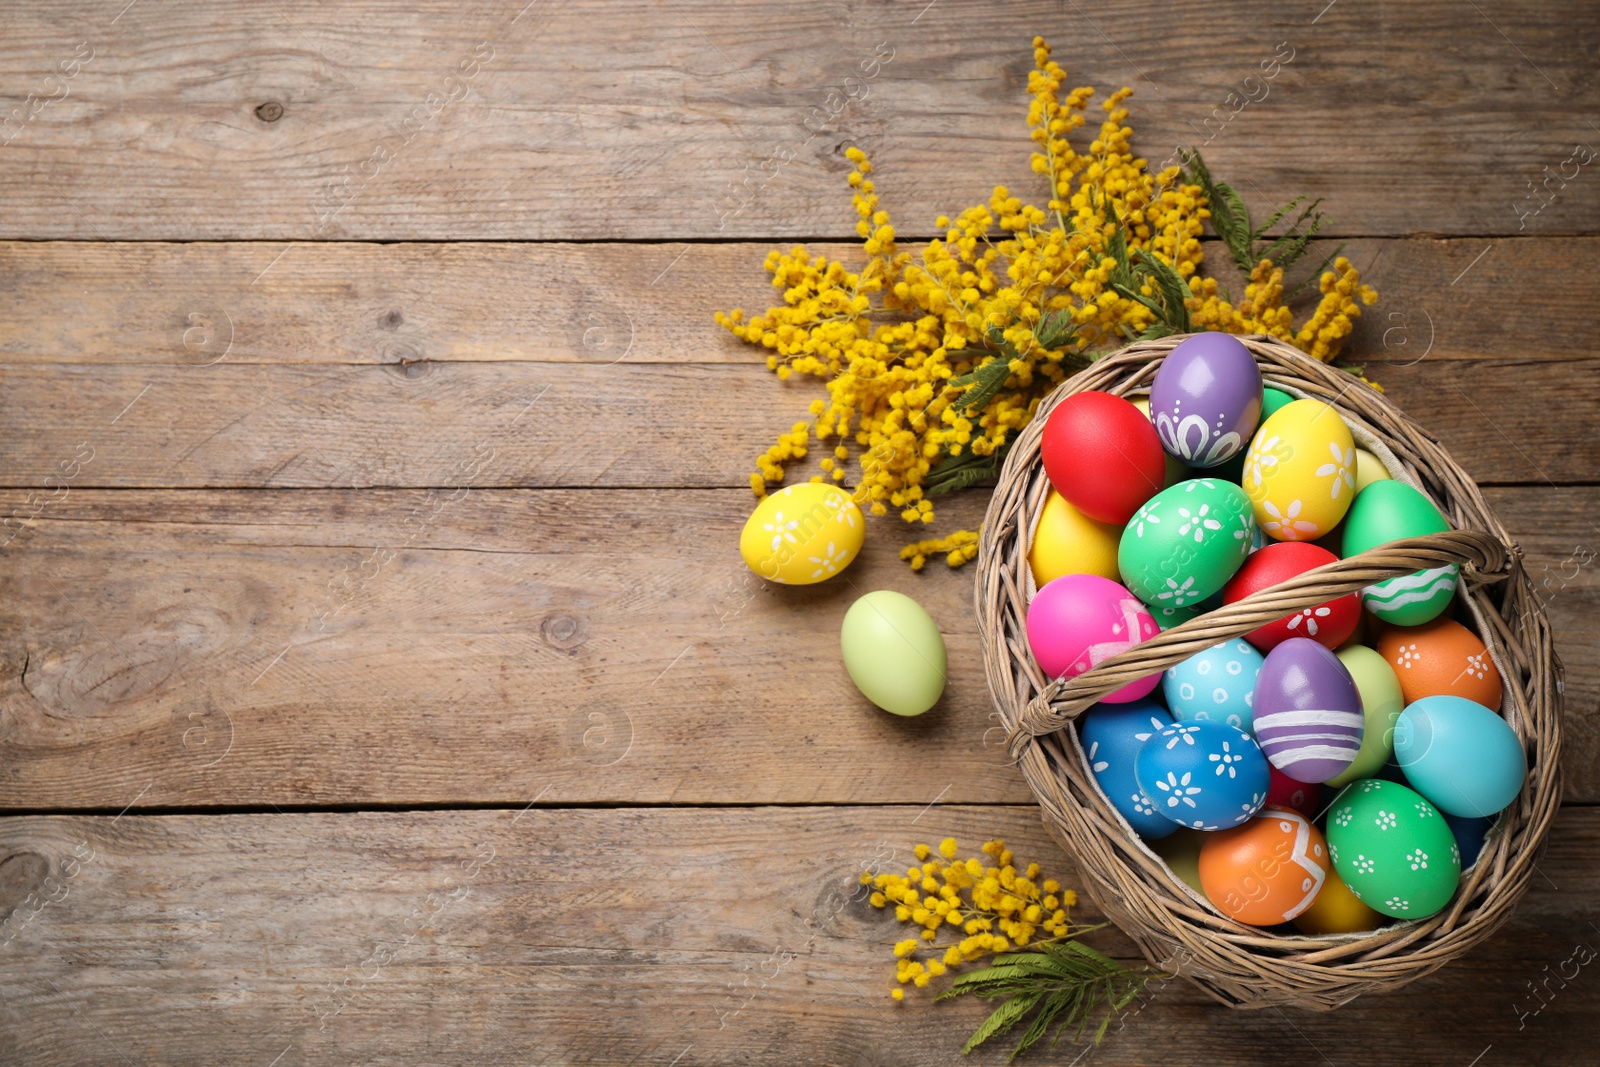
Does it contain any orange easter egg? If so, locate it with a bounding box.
[1198,807,1329,926]
[1376,616,1503,709]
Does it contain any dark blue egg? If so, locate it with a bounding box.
[1443,812,1494,868]
[1079,698,1176,840]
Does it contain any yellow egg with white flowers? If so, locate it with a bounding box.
[1241,398,1355,542]
[740,482,864,584]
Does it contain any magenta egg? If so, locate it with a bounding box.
[1026,574,1161,702]
[1252,637,1365,783]
[1149,333,1263,468]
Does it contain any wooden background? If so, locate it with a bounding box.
[1,1,1597,1063]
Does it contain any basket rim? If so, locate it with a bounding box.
[973,333,1563,1010]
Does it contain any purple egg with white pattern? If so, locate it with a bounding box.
[1253,638,1365,784]
[1150,333,1263,468]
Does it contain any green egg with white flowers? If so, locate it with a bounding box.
[1118,479,1255,613]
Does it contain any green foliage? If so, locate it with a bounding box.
[1180,147,1339,287]
[937,930,1158,1061]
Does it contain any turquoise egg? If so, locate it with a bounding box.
[1162,639,1264,732]
[1394,695,1526,817]
[1080,699,1177,840]
[1119,479,1255,613]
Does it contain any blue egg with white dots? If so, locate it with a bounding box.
[1162,639,1264,733]
[1079,698,1177,840]
[1134,720,1270,831]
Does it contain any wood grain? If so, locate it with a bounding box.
[0,1,1595,240]
[0,355,1595,489]
[0,237,1591,367]
[0,804,1595,1066]
[0,487,1016,810]
[0,486,1594,809]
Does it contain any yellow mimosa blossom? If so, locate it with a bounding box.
[718,37,1378,569]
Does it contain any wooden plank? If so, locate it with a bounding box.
[0,804,1594,1065]
[0,355,1594,488]
[0,487,1017,810]
[0,237,1590,367]
[0,486,1592,809]
[0,1,1596,239]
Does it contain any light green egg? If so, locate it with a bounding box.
[1327,645,1406,787]
[1341,481,1457,625]
[1326,779,1460,919]
[840,590,947,716]
[1119,479,1255,612]
[1149,827,1207,896]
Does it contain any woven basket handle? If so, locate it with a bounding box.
[1007,529,1512,759]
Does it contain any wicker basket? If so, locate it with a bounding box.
[976,334,1562,1010]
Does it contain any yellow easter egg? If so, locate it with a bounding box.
[1352,447,1391,495]
[740,483,864,584]
[1028,489,1122,586]
[1242,398,1355,542]
[1291,865,1384,935]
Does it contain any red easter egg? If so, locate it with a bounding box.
[1265,763,1321,819]
[1041,391,1166,524]
[1222,542,1359,651]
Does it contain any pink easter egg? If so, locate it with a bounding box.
[1026,574,1161,702]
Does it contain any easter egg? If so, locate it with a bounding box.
[1252,638,1365,783]
[1353,448,1391,495]
[1028,489,1123,587]
[1199,808,1329,925]
[1162,639,1264,732]
[1026,574,1161,702]
[1150,828,1208,895]
[1135,720,1270,831]
[1118,479,1255,612]
[1041,391,1166,524]
[1342,481,1458,626]
[1242,399,1356,542]
[1376,616,1503,709]
[1443,812,1493,869]
[1292,866,1384,935]
[1325,645,1406,788]
[1129,396,1191,487]
[1221,542,1359,652]
[1265,764,1321,819]
[1326,779,1460,919]
[1261,386,1295,422]
[1151,603,1203,631]
[1149,333,1263,468]
[739,482,864,584]
[1080,699,1177,840]
[1394,695,1527,817]
[839,591,947,716]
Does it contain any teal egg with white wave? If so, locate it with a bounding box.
[1162,638,1264,732]
[1341,481,1457,625]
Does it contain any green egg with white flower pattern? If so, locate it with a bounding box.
[1326,778,1459,919]
[1118,479,1256,613]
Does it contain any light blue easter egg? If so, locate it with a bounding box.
[1079,698,1177,840]
[1394,695,1526,818]
[1162,638,1264,733]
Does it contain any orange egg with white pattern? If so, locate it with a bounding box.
[1376,616,1503,709]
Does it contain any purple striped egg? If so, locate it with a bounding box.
[1252,637,1365,784]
